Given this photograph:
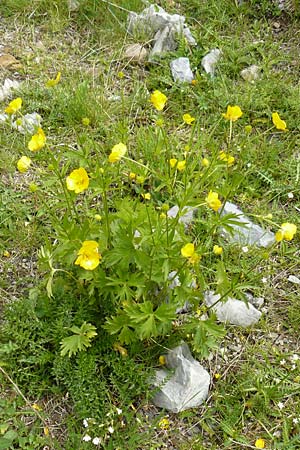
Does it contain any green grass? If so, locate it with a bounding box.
[0,0,300,448]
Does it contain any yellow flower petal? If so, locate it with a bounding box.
[66,167,89,194]
[75,240,101,270]
[108,142,127,163]
[255,438,265,449]
[17,156,31,173]
[169,158,178,169]
[272,112,287,131]
[46,72,61,88]
[213,245,223,255]
[201,158,210,167]
[181,243,195,258]
[222,105,243,122]
[276,222,297,242]
[150,90,167,111]
[183,113,195,125]
[28,128,46,152]
[205,191,222,212]
[5,97,22,114]
[177,160,186,171]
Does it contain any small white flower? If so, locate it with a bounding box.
[293,418,299,424]
[262,277,268,284]
[116,407,122,415]
[273,430,281,438]
[82,434,92,442]
[108,426,114,434]
[83,419,89,428]
[292,364,296,370]
[242,246,249,253]
[277,402,284,410]
[280,359,286,366]
[291,354,300,362]
[287,192,294,199]
[92,437,101,445]
[247,162,251,168]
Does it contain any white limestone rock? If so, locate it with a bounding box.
[0,78,21,101]
[201,49,221,76]
[170,57,194,83]
[127,5,196,59]
[240,65,261,82]
[167,205,197,226]
[152,343,210,412]
[221,201,274,247]
[204,291,262,327]
[124,43,148,62]
[12,112,42,134]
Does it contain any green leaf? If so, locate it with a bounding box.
[0,438,12,449]
[60,322,97,357]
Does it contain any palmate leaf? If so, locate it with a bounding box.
[185,316,226,358]
[103,311,136,345]
[60,322,97,357]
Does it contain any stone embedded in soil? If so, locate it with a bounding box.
[221,201,275,247]
[240,65,261,82]
[0,78,21,101]
[124,43,148,62]
[170,57,194,82]
[127,5,196,59]
[204,291,262,327]
[201,48,221,76]
[152,343,210,412]
[0,54,22,70]
[12,112,42,134]
[167,204,197,226]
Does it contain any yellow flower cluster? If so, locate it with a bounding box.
[169,159,186,171]
[219,150,235,167]
[75,240,101,270]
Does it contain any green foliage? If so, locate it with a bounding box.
[60,322,97,357]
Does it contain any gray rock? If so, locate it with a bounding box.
[12,112,42,134]
[170,57,194,83]
[167,204,197,226]
[201,49,221,76]
[152,343,210,412]
[0,78,21,101]
[221,201,275,247]
[127,5,196,58]
[124,43,148,62]
[288,275,300,284]
[240,65,261,82]
[204,291,262,327]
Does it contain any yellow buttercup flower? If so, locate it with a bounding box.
[183,113,195,125]
[206,191,222,212]
[5,97,22,114]
[201,158,210,167]
[177,160,186,171]
[82,117,90,126]
[255,438,265,449]
[129,172,136,180]
[222,105,243,121]
[45,72,61,88]
[150,90,167,111]
[275,223,297,242]
[75,240,101,270]
[158,417,170,430]
[28,128,46,152]
[272,112,287,131]
[141,193,151,200]
[188,252,200,265]
[213,245,223,255]
[169,158,178,169]
[66,167,89,194]
[158,355,166,365]
[17,156,31,173]
[108,142,127,163]
[181,243,195,258]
